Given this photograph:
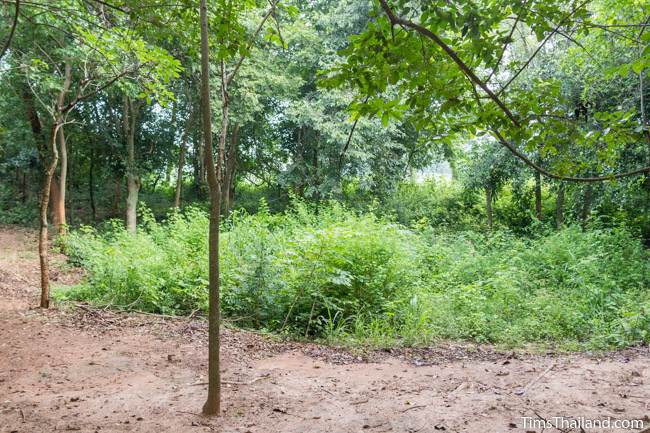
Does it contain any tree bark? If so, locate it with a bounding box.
[174,107,194,208]
[485,186,493,230]
[21,170,27,203]
[52,63,72,235]
[112,177,121,217]
[640,42,650,161]
[39,124,59,308]
[555,182,565,229]
[174,144,187,208]
[199,0,274,414]
[50,178,63,229]
[199,133,206,183]
[534,170,542,221]
[201,0,222,416]
[23,62,71,308]
[581,184,592,230]
[89,148,96,222]
[124,96,140,235]
[54,124,68,234]
[223,123,239,215]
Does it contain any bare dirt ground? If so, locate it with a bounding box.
[1,226,649,433]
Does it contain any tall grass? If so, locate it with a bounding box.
[58,200,650,349]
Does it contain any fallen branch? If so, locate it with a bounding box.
[401,404,427,413]
[516,362,556,396]
[190,374,271,387]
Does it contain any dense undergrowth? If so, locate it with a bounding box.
[57,200,650,350]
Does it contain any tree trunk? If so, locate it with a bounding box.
[50,178,63,229]
[485,186,493,230]
[21,170,27,203]
[54,124,68,234]
[52,63,72,235]
[534,170,542,221]
[39,124,60,308]
[201,0,222,416]
[640,42,650,165]
[223,123,239,215]
[112,177,122,217]
[199,133,206,183]
[555,182,565,229]
[581,184,592,230]
[174,144,186,208]
[24,62,71,308]
[165,166,172,187]
[174,107,194,208]
[126,174,140,234]
[89,149,96,222]
[229,176,235,210]
[124,96,140,235]
[21,86,49,307]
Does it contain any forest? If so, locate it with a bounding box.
[1,0,650,431]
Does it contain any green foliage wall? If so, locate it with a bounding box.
[59,201,650,349]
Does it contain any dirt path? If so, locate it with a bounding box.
[1,226,649,433]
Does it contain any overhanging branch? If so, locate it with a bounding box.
[226,1,277,86]
[378,0,520,127]
[378,0,650,183]
[0,0,20,62]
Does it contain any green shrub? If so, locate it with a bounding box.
[364,227,650,349]
[382,180,482,230]
[59,201,426,335]
[63,207,209,314]
[0,182,38,225]
[58,201,650,349]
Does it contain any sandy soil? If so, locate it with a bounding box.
[1,226,649,433]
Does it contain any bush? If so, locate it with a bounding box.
[63,207,210,314]
[361,226,650,349]
[59,201,426,335]
[381,180,482,230]
[58,201,650,349]
[0,182,38,225]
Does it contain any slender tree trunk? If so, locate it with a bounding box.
[555,182,565,229]
[581,184,592,230]
[534,170,542,221]
[54,125,68,234]
[174,108,194,208]
[25,62,71,308]
[201,0,222,416]
[165,166,172,186]
[194,132,207,199]
[52,63,72,235]
[199,0,273,413]
[50,178,62,229]
[640,43,650,163]
[39,125,59,308]
[199,133,206,183]
[174,145,186,208]
[223,123,239,215]
[124,96,140,235]
[485,186,493,230]
[89,149,96,222]
[112,177,121,217]
[126,174,140,233]
[193,133,202,193]
[22,87,48,307]
[21,170,27,203]
[229,175,236,210]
